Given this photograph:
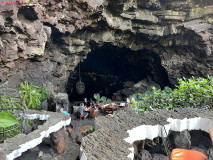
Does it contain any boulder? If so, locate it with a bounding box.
[54,93,69,112]
[173,130,191,149]
[23,125,33,134]
[50,128,68,154]
[137,150,152,160]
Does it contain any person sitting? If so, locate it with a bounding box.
[94,106,98,112]
[96,101,100,108]
[79,103,88,119]
[60,108,70,116]
[91,101,96,108]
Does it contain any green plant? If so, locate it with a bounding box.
[93,93,112,104]
[0,112,19,128]
[0,112,22,143]
[0,96,22,110]
[88,126,95,133]
[94,93,101,101]
[38,86,50,101]
[106,98,112,103]
[131,76,213,113]
[19,81,42,110]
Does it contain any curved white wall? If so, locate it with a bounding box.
[124,117,213,160]
[6,113,71,160]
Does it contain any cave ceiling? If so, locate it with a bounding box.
[0,0,213,92]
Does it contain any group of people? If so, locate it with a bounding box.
[78,98,101,119]
[60,96,133,119]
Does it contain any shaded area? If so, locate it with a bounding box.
[18,7,38,21]
[67,44,171,101]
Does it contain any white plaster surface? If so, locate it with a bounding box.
[125,117,213,160]
[6,113,71,160]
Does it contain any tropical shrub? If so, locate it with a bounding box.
[38,86,50,101]
[94,93,101,101]
[88,126,95,133]
[0,112,19,128]
[0,112,22,143]
[19,81,50,110]
[93,93,112,103]
[131,76,213,113]
[0,96,22,110]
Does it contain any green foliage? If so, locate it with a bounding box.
[0,96,22,110]
[0,112,19,128]
[19,81,49,110]
[88,126,95,133]
[106,98,112,103]
[20,81,41,110]
[132,76,213,113]
[94,93,101,101]
[38,86,50,101]
[93,93,112,103]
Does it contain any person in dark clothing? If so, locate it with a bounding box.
[79,103,88,118]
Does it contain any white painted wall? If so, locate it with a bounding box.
[124,117,213,160]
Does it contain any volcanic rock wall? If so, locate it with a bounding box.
[0,0,213,91]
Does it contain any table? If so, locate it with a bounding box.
[78,125,92,133]
[107,105,119,111]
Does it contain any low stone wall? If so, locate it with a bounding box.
[0,110,71,160]
[80,108,213,160]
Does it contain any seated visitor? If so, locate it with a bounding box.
[91,101,96,108]
[96,101,100,108]
[79,103,88,119]
[60,108,70,116]
[94,106,98,112]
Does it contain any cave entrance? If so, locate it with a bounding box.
[67,44,171,102]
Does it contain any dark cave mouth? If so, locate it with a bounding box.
[67,44,171,101]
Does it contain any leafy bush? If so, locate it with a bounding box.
[19,81,50,110]
[93,93,112,103]
[94,93,101,101]
[88,126,95,133]
[0,96,22,110]
[38,86,50,101]
[131,76,213,113]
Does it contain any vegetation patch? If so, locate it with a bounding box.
[131,76,213,113]
[19,81,50,110]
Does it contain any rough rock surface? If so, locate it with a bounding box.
[54,93,69,112]
[1,0,213,91]
[50,128,68,154]
[81,108,213,159]
[173,130,191,149]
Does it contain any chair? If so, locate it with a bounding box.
[91,110,99,118]
[105,107,113,114]
[79,115,84,120]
